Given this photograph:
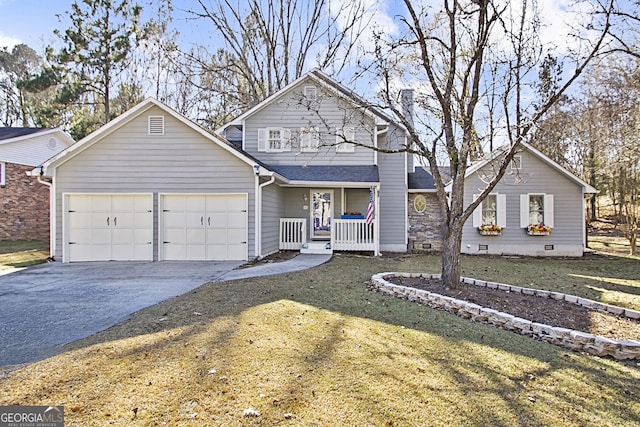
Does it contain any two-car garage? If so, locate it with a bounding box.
[65,193,248,262]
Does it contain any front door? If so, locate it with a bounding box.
[311,190,333,239]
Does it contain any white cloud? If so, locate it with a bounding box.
[0,31,21,48]
[330,0,398,54]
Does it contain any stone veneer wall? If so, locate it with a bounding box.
[370,272,640,360]
[408,193,444,252]
[0,163,50,243]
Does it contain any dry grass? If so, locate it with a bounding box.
[1,250,640,426]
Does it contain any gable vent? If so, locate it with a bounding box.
[148,116,165,135]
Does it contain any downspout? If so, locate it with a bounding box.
[34,167,55,260]
[375,125,388,166]
[257,173,275,259]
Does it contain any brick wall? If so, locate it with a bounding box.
[408,193,444,252]
[0,163,50,242]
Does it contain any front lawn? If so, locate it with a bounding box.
[1,252,639,426]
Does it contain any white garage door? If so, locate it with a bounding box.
[161,194,248,261]
[66,194,153,262]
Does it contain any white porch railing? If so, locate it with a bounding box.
[279,218,307,250]
[333,219,375,251]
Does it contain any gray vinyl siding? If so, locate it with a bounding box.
[343,188,370,215]
[461,150,586,256]
[261,182,284,256]
[53,105,256,260]
[378,124,408,251]
[243,78,376,165]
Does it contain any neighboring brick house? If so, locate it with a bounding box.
[0,128,74,243]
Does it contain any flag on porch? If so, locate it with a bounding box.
[366,186,375,225]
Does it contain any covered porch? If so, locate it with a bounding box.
[278,186,380,255]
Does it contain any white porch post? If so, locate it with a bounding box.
[375,185,381,256]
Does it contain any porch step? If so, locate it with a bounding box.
[300,241,333,255]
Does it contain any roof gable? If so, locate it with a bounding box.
[220,69,400,131]
[445,141,597,194]
[42,98,259,175]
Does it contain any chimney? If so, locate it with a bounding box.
[400,89,417,172]
[400,89,415,128]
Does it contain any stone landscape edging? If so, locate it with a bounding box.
[369,272,640,361]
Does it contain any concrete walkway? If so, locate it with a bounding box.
[0,253,331,368]
[216,253,332,281]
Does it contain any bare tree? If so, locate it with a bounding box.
[367,0,614,287]
[578,57,640,254]
[183,0,368,127]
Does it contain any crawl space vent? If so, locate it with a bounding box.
[148,116,165,135]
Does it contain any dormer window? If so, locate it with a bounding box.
[148,116,165,135]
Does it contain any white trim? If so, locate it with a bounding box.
[472,194,482,227]
[0,162,4,186]
[375,185,381,256]
[497,194,507,228]
[277,181,377,188]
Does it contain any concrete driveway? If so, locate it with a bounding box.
[0,260,243,367]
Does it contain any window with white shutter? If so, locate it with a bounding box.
[520,194,554,228]
[300,127,320,152]
[257,128,291,152]
[336,127,355,153]
[472,194,506,228]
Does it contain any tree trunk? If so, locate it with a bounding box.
[440,225,463,289]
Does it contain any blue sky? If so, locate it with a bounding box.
[0,0,209,53]
[0,0,68,50]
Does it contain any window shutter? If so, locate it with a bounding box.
[497,194,507,228]
[520,194,529,228]
[312,128,320,151]
[257,128,267,152]
[544,194,554,228]
[472,194,481,227]
[300,127,319,152]
[300,127,309,152]
[282,128,292,151]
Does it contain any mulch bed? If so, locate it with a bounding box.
[390,276,640,341]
